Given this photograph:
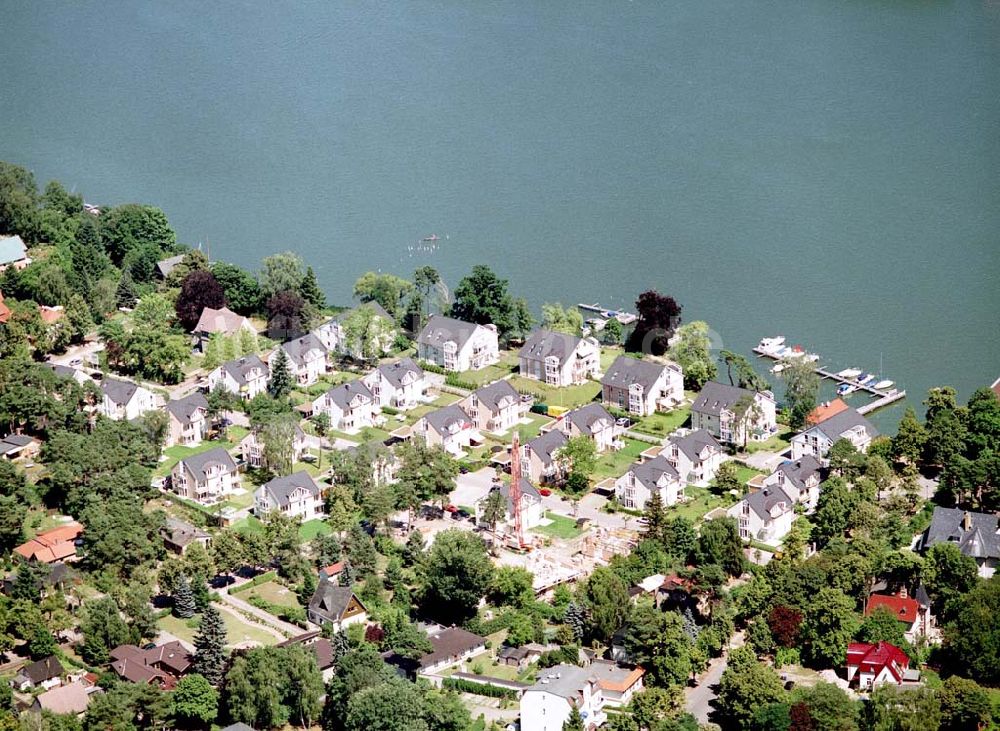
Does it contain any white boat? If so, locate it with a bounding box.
[873,380,894,390]
[758,336,786,354]
[837,368,862,379]
[838,383,858,396]
[771,363,786,374]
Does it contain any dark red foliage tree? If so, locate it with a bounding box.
[266,289,306,340]
[175,270,225,331]
[364,624,385,645]
[789,702,816,731]
[625,290,682,355]
[768,604,804,648]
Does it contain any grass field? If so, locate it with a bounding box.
[742,429,795,455]
[630,407,691,438]
[670,486,732,524]
[155,428,249,477]
[508,376,601,411]
[592,439,648,482]
[532,511,585,540]
[231,515,265,535]
[457,351,520,387]
[514,413,555,442]
[299,519,331,541]
[158,608,278,647]
[241,580,302,609]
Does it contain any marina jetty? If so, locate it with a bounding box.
[754,337,906,415]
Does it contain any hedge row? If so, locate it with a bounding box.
[230,571,279,594]
[443,677,518,700]
[246,595,308,627]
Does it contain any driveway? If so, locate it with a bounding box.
[451,467,499,507]
[742,450,787,472]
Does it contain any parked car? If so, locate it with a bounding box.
[539,488,552,497]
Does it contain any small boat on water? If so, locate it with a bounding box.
[758,336,786,354]
[873,380,894,390]
[837,368,862,379]
[838,383,858,396]
[860,375,879,387]
[771,363,786,374]
[421,234,440,242]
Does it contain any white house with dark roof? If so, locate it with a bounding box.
[307,580,368,630]
[311,381,377,432]
[164,393,209,447]
[476,478,544,532]
[763,455,824,512]
[691,381,777,445]
[663,429,724,484]
[521,664,606,731]
[728,484,796,544]
[615,454,683,510]
[171,447,239,504]
[0,235,31,273]
[314,302,396,359]
[276,333,328,386]
[790,406,878,460]
[518,330,600,387]
[362,358,426,410]
[47,363,92,385]
[921,507,1000,578]
[461,380,523,434]
[523,430,568,484]
[192,306,253,350]
[255,471,325,521]
[99,378,156,421]
[601,355,683,417]
[207,354,268,401]
[414,404,477,456]
[416,315,499,372]
[240,426,307,470]
[558,403,617,453]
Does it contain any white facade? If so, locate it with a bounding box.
[171,451,239,505]
[100,381,156,421]
[519,332,600,387]
[691,386,778,445]
[417,316,500,372]
[520,666,605,731]
[615,457,684,510]
[601,358,684,417]
[728,489,796,545]
[207,357,269,401]
[362,362,427,410]
[311,383,378,432]
[790,420,874,460]
[254,473,325,521]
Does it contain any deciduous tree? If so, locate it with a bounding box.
[175,270,225,331]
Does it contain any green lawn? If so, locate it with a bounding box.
[728,462,767,485]
[592,439,649,482]
[158,608,278,647]
[514,413,555,442]
[457,351,520,387]
[531,511,585,540]
[231,515,265,535]
[630,407,691,438]
[742,429,795,455]
[599,347,625,371]
[508,376,601,411]
[670,486,732,524]
[241,580,302,610]
[155,428,249,478]
[299,518,331,541]
[220,488,256,511]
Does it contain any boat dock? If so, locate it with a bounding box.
[577,303,638,325]
[753,343,906,415]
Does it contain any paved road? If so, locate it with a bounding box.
[685,652,727,724]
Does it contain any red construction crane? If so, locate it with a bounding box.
[509,431,525,548]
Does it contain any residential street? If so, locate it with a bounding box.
[685,630,744,724]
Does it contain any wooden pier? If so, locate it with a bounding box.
[753,346,906,415]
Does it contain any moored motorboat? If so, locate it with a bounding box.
[837,368,862,379]
[771,363,786,374]
[758,336,786,354]
[873,380,894,390]
[838,383,858,395]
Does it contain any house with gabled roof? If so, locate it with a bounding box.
[461,380,523,434]
[557,403,617,453]
[790,406,878,460]
[307,580,367,630]
[521,663,606,731]
[414,404,478,456]
[240,425,307,470]
[255,471,325,521]
[314,302,396,359]
[846,642,917,689]
[601,355,683,417]
[0,433,40,461]
[192,306,253,350]
[762,455,824,512]
[865,588,934,642]
[171,447,239,504]
[615,455,683,510]
[920,507,1000,578]
[311,380,377,432]
[164,392,209,447]
[590,659,645,708]
[276,333,328,386]
[207,354,269,401]
[691,381,777,445]
[362,358,426,410]
[160,517,210,555]
[155,253,185,280]
[99,377,156,421]
[13,655,63,691]
[663,429,724,484]
[728,484,796,545]
[14,522,84,564]
[416,315,499,372]
[0,235,30,273]
[475,478,544,532]
[519,330,600,387]
[32,681,93,716]
[523,429,568,484]
[47,363,92,385]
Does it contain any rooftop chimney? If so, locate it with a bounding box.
[964,511,972,532]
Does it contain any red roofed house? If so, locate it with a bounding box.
[865,588,933,642]
[806,398,849,426]
[0,292,10,324]
[14,522,83,564]
[846,642,917,689]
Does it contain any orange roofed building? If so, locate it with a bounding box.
[14,522,83,563]
[0,292,10,324]
[806,398,849,426]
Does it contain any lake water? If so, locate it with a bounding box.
[3,1,999,431]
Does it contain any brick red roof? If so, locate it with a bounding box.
[806,398,849,426]
[866,594,919,624]
[847,642,909,683]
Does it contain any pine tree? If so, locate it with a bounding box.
[682,607,701,642]
[173,575,196,619]
[268,348,293,398]
[562,705,584,731]
[338,563,354,587]
[300,266,326,309]
[191,604,227,685]
[116,271,138,309]
[643,491,668,542]
[564,601,586,642]
[330,630,349,667]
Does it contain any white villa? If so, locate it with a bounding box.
[311,381,378,432]
[362,358,426,410]
[100,378,157,421]
[255,471,325,521]
[276,333,328,386]
[475,478,544,532]
[416,315,499,372]
[414,405,478,457]
[790,406,878,460]
[461,380,523,434]
[207,355,269,401]
[171,447,240,504]
[601,355,683,417]
[518,330,600,387]
[691,381,777,445]
[164,393,209,448]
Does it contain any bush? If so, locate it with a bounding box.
[382,406,400,416]
[230,571,278,594]
[530,403,549,415]
[442,678,517,699]
[419,360,447,375]
[444,373,478,391]
[246,595,307,627]
[774,646,800,668]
